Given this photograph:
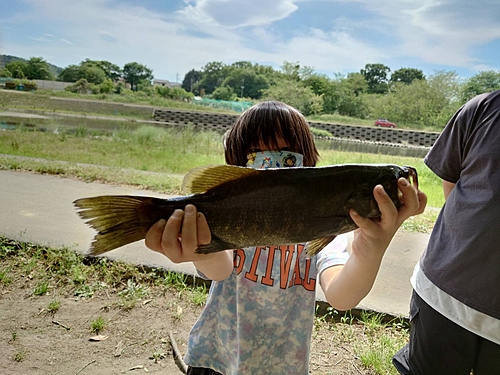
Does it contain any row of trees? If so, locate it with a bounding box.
[0,57,155,92]
[181,60,500,128]
[2,55,500,130]
[1,57,55,81]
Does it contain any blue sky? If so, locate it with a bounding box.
[1,0,499,83]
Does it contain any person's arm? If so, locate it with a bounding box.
[442,180,456,201]
[320,178,427,311]
[145,204,234,281]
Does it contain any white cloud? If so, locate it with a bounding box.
[3,0,500,81]
[178,0,298,27]
[29,36,50,42]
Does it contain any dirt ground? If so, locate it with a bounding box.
[0,274,381,375]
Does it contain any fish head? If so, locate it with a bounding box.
[401,166,418,189]
[388,165,419,208]
[353,165,418,217]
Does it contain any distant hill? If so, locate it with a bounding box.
[0,54,63,77]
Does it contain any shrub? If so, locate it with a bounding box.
[65,79,91,94]
[22,81,37,91]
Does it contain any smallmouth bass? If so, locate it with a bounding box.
[74,164,418,257]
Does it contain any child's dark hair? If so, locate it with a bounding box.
[224,101,320,167]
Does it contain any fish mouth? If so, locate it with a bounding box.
[398,166,419,206]
[402,166,419,190]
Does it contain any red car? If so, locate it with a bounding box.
[375,119,397,128]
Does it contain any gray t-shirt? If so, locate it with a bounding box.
[421,89,500,319]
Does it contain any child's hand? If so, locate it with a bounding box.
[321,178,427,310]
[349,178,427,263]
[145,204,233,281]
[145,204,212,262]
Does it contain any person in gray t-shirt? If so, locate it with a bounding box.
[393,90,500,374]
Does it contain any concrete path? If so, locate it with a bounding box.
[0,170,430,318]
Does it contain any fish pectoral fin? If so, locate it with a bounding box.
[182,165,257,194]
[195,235,237,254]
[306,236,337,257]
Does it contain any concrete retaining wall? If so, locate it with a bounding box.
[154,108,440,148]
[33,80,73,90]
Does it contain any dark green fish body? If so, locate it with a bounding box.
[74,164,417,256]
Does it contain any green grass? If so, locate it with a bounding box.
[0,89,240,116]
[47,299,61,313]
[14,349,27,362]
[90,316,106,333]
[33,281,49,296]
[1,236,410,374]
[355,312,409,375]
[0,236,209,310]
[0,124,445,208]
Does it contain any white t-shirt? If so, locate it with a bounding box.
[184,235,349,375]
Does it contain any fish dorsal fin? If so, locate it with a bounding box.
[182,165,258,194]
[306,236,337,257]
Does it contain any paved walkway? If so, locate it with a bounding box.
[0,170,430,318]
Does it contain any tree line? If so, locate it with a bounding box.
[1,56,500,130]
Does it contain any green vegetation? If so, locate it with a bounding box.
[14,349,27,362]
[0,235,408,374]
[2,55,500,130]
[90,316,106,333]
[0,236,210,311]
[47,299,61,314]
[0,124,444,209]
[313,309,410,375]
[356,314,408,375]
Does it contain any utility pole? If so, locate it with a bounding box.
[176,73,179,83]
[240,78,245,98]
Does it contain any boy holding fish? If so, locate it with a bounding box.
[145,101,427,375]
[392,90,500,374]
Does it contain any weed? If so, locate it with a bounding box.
[69,264,87,284]
[11,331,17,341]
[74,125,88,137]
[162,271,189,291]
[47,299,61,313]
[14,349,27,362]
[340,312,355,325]
[149,349,166,363]
[0,268,12,285]
[91,316,106,333]
[357,333,405,375]
[74,284,95,299]
[11,139,19,150]
[33,281,49,296]
[190,284,208,306]
[118,279,149,310]
[360,311,385,333]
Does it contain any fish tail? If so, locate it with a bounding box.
[74,195,169,255]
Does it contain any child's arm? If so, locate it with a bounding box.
[145,204,234,281]
[320,178,427,311]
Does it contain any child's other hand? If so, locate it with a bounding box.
[349,178,427,262]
